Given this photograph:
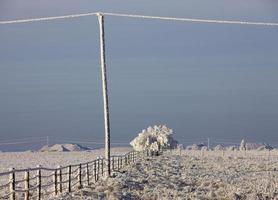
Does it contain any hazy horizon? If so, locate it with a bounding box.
[1,0,278,151]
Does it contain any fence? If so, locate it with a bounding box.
[0,150,155,200]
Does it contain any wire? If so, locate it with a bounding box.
[0,136,46,143]
[0,12,277,27]
[0,139,46,146]
[53,139,129,145]
[103,12,278,27]
[53,140,104,145]
[0,12,97,25]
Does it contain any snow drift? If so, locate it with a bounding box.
[130,125,178,151]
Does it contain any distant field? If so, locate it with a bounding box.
[0,147,132,172]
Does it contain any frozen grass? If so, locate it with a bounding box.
[1,148,278,199]
[0,147,132,198]
[50,149,278,200]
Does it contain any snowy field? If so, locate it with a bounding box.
[49,149,278,200]
[0,147,132,199]
[1,149,278,199]
[0,147,132,172]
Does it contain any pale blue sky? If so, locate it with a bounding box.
[0,0,278,150]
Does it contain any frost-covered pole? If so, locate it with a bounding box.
[97,13,111,177]
[207,138,210,150]
[46,136,49,147]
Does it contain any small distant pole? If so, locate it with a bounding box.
[97,13,111,177]
[46,136,49,147]
[207,138,210,150]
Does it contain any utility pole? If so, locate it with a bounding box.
[207,138,210,150]
[46,136,49,147]
[97,13,111,177]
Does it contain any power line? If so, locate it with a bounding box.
[54,139,104,145]
[0,136,46,143]
[0,12,277,27]
[0,12,97,25]
[0,139,46,146]
[103,12,278,27]
[54,139,129,145]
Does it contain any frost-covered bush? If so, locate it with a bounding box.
[130,125,178,151]
[186,143,206,150]
[227,145,238,151]
[239,139,273,151]
[213,144,225,151]
[240,139,246,151]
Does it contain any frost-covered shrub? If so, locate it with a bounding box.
[130,125,178,151]
[201,146,208,151]
[240,139,246,151]
[213,144,225,151]
[186,143,206,150]
[257,143,273,151]
[239,139,273,151]
[227,145,238,151]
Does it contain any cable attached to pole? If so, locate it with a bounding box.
[0,12,278,27]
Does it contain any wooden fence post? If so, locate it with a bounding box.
[101,158,104,176]
[67,165,71,193]
[9,168,15,200]
[117,157,120,170]
[133,151,135,162]
[78,164,82,189]
[97,158,100,181]
[53,170,57,195]
[57,166,62,193]
[24,170,29,200]
[133,152,135,162]
[96,157,100,181]
[86,163,90,186]
[94,161,97,182]
[36,165,41,200]
[112,157,114,171]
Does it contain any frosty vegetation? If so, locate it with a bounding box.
[1,146,278,199]
[186,139,274,151]
[130,125,178,151]
[50,150,278,200]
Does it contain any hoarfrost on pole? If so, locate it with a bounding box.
[97,13,111,177]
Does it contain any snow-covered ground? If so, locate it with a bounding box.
[1,149,278,199]
[0,147,132,172]
[50,149,278,200]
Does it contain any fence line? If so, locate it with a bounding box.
[0,149,156,200]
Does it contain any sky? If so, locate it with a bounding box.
[0,0,278,151]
